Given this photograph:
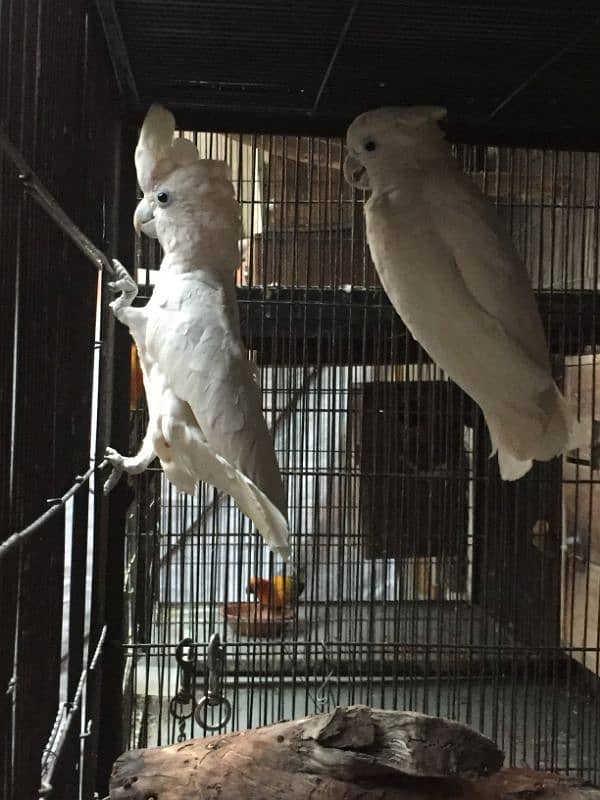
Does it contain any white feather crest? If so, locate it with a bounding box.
[135,103,202,192]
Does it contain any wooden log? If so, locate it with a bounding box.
[109,705,504,799]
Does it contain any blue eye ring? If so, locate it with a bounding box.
[156,190,171,206]
[364,140,376,152]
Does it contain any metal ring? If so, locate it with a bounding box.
[194,695,232,732]
[169,695,196,721]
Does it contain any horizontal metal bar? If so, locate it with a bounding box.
[134,287,598,364]
[187,669,586,689]
[0,461,107,559]
[39,626,107,798]
[122,640,600,654]
[0,126,116,277]
[122,461,600,486]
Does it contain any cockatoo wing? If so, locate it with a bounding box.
[146,272,288,516]
[424,162,551,371]
[164,423,290,559]
[365,190,582,478]
[124,316,289,556]
[366,194,551,400]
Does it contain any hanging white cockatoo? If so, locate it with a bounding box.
[104,104,289,558]
[344,106,585,480]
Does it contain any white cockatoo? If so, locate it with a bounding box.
[344,106,585,480]
[104,104,289,558]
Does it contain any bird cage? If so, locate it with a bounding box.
[124,133,600,782]
[2,2,600,799]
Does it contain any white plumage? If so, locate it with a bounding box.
[104,104,289,558]
[344,106,586,480]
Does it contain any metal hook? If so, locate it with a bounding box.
[194,633,232,732]
[175,637,197,697]
[169,638,198,735]
[206,633,224,698]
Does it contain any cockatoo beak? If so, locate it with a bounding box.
[343,152,371,190]
[133,197,158,238]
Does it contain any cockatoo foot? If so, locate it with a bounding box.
[104,444,155,481]
[108,259,138,312]
[105,445,126,469]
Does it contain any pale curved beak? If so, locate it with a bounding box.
[133,197,158,238]
[343,152,370,190]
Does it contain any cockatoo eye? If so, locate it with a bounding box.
[156,190,172,206]
[364,140,376,152]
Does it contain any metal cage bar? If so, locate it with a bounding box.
[0,3,135,798]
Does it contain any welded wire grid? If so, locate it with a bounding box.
[124,134,600,779]
[0,4,138,798]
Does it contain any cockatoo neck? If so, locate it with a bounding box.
[159,249,237,276]
[159,252,208,275]
[156,217,240,276]
[157,230,207,274]
[367,141,451,196]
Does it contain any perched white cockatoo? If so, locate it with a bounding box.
[104,104,289,558]
[344,106,585,480]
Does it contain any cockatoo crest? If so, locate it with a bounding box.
[344,106,448,190]
[135,103,205,192]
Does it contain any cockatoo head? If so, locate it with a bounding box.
[133,104,240,271]
[344,106,447,193]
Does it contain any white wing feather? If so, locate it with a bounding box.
[146,271,288,515]
[133,346,290,558]
[365,171,584,478]
[165,422,290,559]
[425,161,550,370]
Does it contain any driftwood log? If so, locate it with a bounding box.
[109,706,598,800]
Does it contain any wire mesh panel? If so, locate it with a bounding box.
[123,134,600,781]
[0,3,134,798]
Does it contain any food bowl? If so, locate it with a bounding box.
[219,602,294,638]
